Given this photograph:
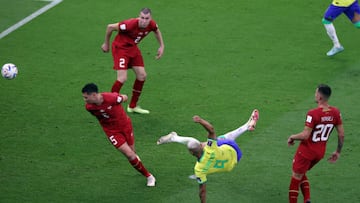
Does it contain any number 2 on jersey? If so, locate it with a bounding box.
[119,58,125,68]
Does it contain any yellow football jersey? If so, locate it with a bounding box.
[194,139,238,184]
[332,0,356,7]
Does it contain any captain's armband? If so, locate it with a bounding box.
[117,95,123,103]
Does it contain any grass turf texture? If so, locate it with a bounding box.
[1,0,359,202]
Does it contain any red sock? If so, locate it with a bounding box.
[129,156,151,177]
[129,79,145,108]
[111,80,123,93]
[289,176,301,203]
[300,175,310,203]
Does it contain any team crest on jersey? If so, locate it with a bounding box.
[120,24,126,30]
[306,115,312,123]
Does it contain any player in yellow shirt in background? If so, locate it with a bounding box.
[157,110,259,203]
[322,0,360,56]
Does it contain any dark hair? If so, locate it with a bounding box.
[82,83,98,94]
[140,8,152,15]
[317,84,331,100]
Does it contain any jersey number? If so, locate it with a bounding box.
[118,58,125,68]
[312,124,334,142]
[134,36,142,44]
[109,135,118,146]
[214,160,228,169]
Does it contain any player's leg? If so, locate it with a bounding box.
[127,65,149,114]
[300,174,311,203]
[111,47,129,93]
[322,5,345,56]
[289,173,303,203]
[220,109,259,141]
[112,69,127,92]
[117,143,156,186]
[126,49,150,114]
[353,12,360,27]
[289,153,311,203]
[157,132,201,148]
[107,132,155,186]
[348,2,360,27]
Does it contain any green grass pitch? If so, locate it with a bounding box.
[1,0,359,202]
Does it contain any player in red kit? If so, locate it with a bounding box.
[101,8,165,114]
[287,84,345,203]
[81,83,156,186]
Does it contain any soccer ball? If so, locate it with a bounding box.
[1,63,18,79]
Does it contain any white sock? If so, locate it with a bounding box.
[171,135,200,148]
[221,123,248,140]
[324,23,341,47]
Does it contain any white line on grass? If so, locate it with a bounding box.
[0,0,63,39]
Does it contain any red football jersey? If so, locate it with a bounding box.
[85,93,130,133]
[113,18,158,48]
[297,106,342,160]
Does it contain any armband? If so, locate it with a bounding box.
[117,95,123,103]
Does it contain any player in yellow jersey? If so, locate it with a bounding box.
[157,109,259,203]
[322,0,360,56]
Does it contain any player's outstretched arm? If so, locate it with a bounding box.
[193,115,216,140]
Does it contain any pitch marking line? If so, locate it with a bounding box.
[0,0,63,39]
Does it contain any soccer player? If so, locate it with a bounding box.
[322,0,360,56]
[157,110,259,203]
[287,84,345,203]
[101,8,165,114]
[81,83,156,186]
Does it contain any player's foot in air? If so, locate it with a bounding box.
[188,174,197,180]
[147,174,156,187]
[326,45,344,56]
[127,105,150,114]
[157,132,177,145]
[247,109,259,131]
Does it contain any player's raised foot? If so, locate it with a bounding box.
[326,45,344,56]
[157,132,177,145]
[147,174,156,187]
[188,174,197,180]
[127,105,150,114]
[247,109,259,131]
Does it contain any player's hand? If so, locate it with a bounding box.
[193,115,201,123]
[101,43,109,52]
[287,137,295,146]
[155,46,164,59]
[328,151,340,163]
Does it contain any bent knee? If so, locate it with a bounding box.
[116,71,128,82]
[322,18,332,25]
[135,72,147,80]
[137,73,147,80]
